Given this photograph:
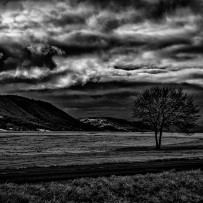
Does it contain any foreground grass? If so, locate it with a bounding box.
[0,170,203,203]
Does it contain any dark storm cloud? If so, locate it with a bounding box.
[0,0,203,120]
[0,0,24,11]
[148,0,203,19]
[12,81,203,121]
[49,32,147,57]
[0,41,64,72]
[172,45,203,54]
[148,37,192,50]
[69,0,202,14]
[0,43,24,72]
[46,13,86,27]
[0,0,203,90]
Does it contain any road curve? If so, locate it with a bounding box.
[0,159,203,183]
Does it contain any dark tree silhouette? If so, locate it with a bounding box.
[133,87,200,150]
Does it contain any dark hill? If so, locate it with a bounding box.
[0,95,99,131]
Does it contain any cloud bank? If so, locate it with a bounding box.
[0,0,203,120]
[0,0,203,92]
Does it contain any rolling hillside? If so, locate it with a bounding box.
[0,95,99,131]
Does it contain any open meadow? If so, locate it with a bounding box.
[0,131,203,169]
[1,132,203,202]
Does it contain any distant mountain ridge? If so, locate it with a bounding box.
[80,117,149,132]
[80,117,203,133]
[0,95,99,131]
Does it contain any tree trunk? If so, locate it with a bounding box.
[158,129,163,149]
[155,131,159,150]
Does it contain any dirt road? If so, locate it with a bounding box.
[0,159,203,183]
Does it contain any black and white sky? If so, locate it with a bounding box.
[0,0,203,121]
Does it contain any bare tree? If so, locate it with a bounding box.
[133,87,200,150]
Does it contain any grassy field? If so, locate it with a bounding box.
[0,132,203,169]
[0,170,203,203]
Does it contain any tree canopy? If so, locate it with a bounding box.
[133,87,200,149]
